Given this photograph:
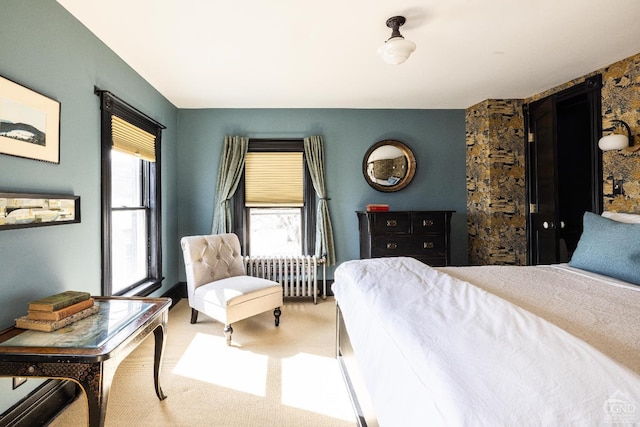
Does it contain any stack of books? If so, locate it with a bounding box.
[366,203,390,212]
[15,291,99,332]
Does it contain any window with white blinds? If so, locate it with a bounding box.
[244,152,304,207]
[98,88,163,297]
[234,139,315,257]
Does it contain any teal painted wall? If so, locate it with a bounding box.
[0,1,179,412]
[0,0,467,417]
[177,108,468,275]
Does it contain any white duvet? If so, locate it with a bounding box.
[333,257,640,427]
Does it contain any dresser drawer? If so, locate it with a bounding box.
[371,212,410,234]
[371,236,414,256]
[414,235,447,257]
[371,235,446,257]
[411,213,447,234]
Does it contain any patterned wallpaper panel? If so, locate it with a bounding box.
[466,100,525,265]
[601,55,640,211]
[466,52,640,266]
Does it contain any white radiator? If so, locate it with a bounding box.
[244,255,325,304]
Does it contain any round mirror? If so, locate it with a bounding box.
[363,139,416,192]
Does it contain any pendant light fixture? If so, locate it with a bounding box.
[378,16,416,65]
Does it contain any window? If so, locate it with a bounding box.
[98,90,164,296]
[110,151,149,290]
[247,207,303,256]
[234,140,315,256]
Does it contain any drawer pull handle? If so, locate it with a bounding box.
[386,243,398,250]
[386,220,397,227]
[423,242,434,249]
[423,219,434,227]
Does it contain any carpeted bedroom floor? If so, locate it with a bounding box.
[48,297,356,427]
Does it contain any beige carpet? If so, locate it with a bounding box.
[49,297,356,427]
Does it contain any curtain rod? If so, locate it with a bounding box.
[249,139,305,152]
[94,86,166,129]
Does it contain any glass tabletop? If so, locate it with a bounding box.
[1,300,154,349]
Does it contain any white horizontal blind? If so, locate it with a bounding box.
[245,152,303,207]
[111,115,156,162]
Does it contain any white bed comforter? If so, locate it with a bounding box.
[333,257,640,427]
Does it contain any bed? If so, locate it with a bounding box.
[333,211,640,426]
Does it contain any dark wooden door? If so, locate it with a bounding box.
[526,76,602,265]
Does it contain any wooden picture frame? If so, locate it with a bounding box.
[0,75,60,164]
[0,192,80,230]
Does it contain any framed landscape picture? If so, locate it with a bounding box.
[0,75,60,164]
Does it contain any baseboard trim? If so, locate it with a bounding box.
[0,380,77,427]
[165,281,187,309]
[0,282,186,426]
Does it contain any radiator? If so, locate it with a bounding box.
[244,255,325,304]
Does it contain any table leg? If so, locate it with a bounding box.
[76,361,117,427]
[153,323,167,400]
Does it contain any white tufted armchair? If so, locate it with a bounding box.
[180,233,282,345]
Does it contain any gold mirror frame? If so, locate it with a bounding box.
[362,140,416,192]
[0,192,80,230]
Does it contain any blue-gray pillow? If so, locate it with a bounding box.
[569,212,640,285]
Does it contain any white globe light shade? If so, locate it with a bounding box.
[598,134,629,151]
[378,37,416,65]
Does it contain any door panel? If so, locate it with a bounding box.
[556,95,594,258]
[529,97,558,264]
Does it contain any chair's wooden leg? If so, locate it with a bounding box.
[190,308,198,324]
[274,307,281,326]
[223,324,233,346]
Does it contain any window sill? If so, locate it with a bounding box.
[117,278,163,297]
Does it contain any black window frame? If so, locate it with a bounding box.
[233,139,315,255]
[97,88,164,296]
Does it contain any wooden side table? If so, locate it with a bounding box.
[0,296,171,427]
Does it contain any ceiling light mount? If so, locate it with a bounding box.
[378,15,416,65]
[386,16,407,38]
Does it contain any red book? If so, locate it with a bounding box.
[366,204,389,212]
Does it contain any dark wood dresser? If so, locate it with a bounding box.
[357,210,454,266]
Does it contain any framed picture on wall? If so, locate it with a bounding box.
[0,192,80,230]
[0,75,60,164]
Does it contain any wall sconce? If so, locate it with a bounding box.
[598,119,638,152]
[378,16,416,65]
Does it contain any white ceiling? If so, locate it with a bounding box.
[57,0,640,109]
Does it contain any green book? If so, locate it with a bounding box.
[28,291,91,312]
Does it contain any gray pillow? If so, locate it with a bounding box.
[569,211,640,285]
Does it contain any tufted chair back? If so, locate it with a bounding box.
[180,233,246,299]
